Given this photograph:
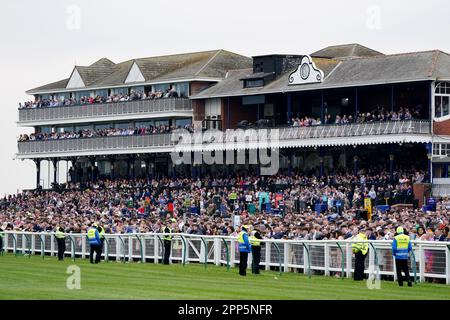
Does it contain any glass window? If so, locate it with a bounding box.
[75,125,93,132]
[154,120,169,126]
[175,118,192,128]
[56,126,74,133]
[245,79,264,88]
[435,96,442,117]
[174,82,189,97]
[443,96,449,117]
[153,83,170,93]
[95,89,108,98]
[135,121,151,128]
[115,122,132,129]
[95,123,113,130]
[38,126,53,134]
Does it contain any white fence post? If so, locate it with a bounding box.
[324,243,330,276]
[83,235,87,259]
[284,243,289,273]
[230,240,235,268]
[446,246,450,285]
[22,234,26,255]
[346,243,352,278]
[128,235,133,262]
[265,242,271,271]
[419,244,425,283]
[141,236,146,262]
[214,238,220,266]
[31,234,35,254]
[154,234,159,264]
[303,245,309,275]
[50,235,55,257]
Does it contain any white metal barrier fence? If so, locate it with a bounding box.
[2,231,450,285]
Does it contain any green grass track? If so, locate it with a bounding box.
[0,253,449,299]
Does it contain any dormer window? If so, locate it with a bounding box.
[244,79,264,88]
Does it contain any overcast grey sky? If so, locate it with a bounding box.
[1,0,449,195]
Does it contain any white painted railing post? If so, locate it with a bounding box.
[4,233,8,253]
[214,238,220,266]
[419,244,425,283]
[283,243,289,273]
[346,243,352,278]
[265,242,271,271]
[324,243,330,276]
[154,234,159,264]
[31,234,35,254]
[22,234,26,254]
[230,240,235,268]
[303,245,309,275]
[50,235,55,256]
[141,236,146,262]
[446,247,450,285]
[128,235,133,262]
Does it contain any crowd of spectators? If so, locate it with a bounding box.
[19,88,181,109]
[18,124,194,142]
[291,105,424,127]
[2,169,447,243]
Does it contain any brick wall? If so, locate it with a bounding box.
[433,118,450,135]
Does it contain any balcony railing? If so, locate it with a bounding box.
[17,120,431,157]
[18,98,192,123]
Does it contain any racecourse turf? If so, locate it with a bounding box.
[0,253,449,300]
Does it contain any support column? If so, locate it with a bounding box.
[319,149,324,177]
[89,157,96,181]
[287,93,292,124]
[320,91,325,122]
[34,158,41,189]
[353,155,359,176]
[145,158,150,181]
[355,87,359,119]
[287,149,293,176]
[128,156,135,180]
[391,85,395,112]
[389,154,395,183]
[52,158,58,186]
[426,143,433,183]
[110,157,115,181]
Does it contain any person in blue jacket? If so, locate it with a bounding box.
[238,225,252,276]
[87,223,102,264]
[392,226,413,286]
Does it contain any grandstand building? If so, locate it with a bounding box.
[16,44,450,198]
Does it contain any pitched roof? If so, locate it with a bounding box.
[27,50,252,94]
[311,43,384,60]
[192,50,450,99]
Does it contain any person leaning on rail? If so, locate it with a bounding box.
[392,226,413,287]
[55,226,66,261]
[351,226,369,281]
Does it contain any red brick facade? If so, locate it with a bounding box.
[433,118,450,135]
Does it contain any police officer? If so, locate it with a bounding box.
[162,219,174,265]
[249,226,263,274]
[87,223,102,264]
[392,226,413,287]
[351,227,369,281]
[238,225,252,276]
[55,226,66,261]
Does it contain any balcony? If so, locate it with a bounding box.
[17,98,193,126]
[16,120,432,159]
